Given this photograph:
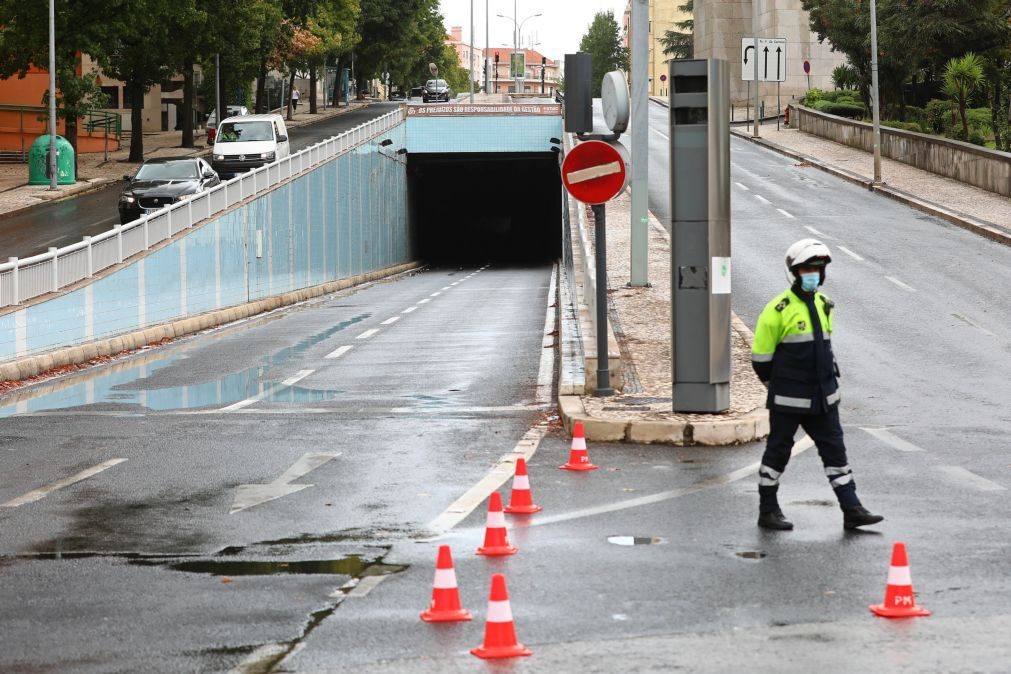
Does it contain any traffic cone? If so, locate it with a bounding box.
[869,542,931,618]
[561,421,598,471]
[470,574,532,659]
[476,492,517,556]
[504,458,542,514]
[420,545,472,623]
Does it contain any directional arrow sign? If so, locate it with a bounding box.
[230,452,341,514]
[741,38,786,82]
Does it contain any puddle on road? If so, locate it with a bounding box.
[155,556,407,577]
[608,536,666,546]
[0,313,370,416]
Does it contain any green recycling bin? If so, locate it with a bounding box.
[28,134,75,185]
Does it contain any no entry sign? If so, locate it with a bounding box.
[561,140,629,205]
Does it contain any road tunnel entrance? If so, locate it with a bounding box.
[407,153,562,265]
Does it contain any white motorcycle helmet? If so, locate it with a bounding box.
[784,239,832,285]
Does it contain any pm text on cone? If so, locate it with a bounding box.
[561,421,598,471]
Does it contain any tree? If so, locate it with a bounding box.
[943,53,985,140]
[659,0,694,60]
[355,0,426,94]
[578,11,629,97]
[303,0,361,113]
[0,0,119,176]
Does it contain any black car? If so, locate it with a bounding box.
[119,157,220,224]
[389,90,406,101]
[422,79,453,103]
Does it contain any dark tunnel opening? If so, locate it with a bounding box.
[407,153,562,266]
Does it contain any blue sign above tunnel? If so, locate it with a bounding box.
[405,102,563,154]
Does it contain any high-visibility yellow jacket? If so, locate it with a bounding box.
[751,287,839,414]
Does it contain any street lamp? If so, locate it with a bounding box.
[870,0,883,183]
[496,9,542,95]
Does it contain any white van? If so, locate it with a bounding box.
[211,113,291,178]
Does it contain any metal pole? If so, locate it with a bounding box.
[215,52,221,124]
[48,0,58,190]
[752,0,760,138]
[629,0,649,287]
[485,0,489,95]
[469,0,475,103]
[514,0,519,95]
[777,82,781,131]
[592,204,614,396]
[870,0,882,183]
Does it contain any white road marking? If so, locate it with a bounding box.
[754,194,772,205]
[430,291,442,297]
[402,306,418,313]
[230,452,341,514]
[346,574,390,597]
[380,316,401,325]
[417,298,431,304]
[450,282,460,286]
[280,370,314,387]
[520,436,816,529]
[885,276,916,292]
[536,265,558,406]
[952,313,996,337]
[936,466,1006,492]
[229,644,290,674]
[356,329,379,339]
[837,246,864,261]
[861,427,925,453]
[2,458,128,508]
[441,286,451,290]
[325,345,354,359]
[221,395,264,412]
[777,208,795,219]
[804,225,827,237]
[650,127,669,140]
[735,182,750,191]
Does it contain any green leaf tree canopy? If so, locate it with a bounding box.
[660,0,694,60]
[578,11,629,97]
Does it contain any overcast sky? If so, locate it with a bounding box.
[438,0,628,62]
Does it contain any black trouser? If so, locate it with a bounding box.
[758,406,860,512]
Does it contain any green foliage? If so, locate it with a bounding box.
[578,11,629,97]
[925,99,954,134]
[969,129,987,146]
[943,52,986,139]
[811,100,865,119]
[880,120,923,134]
[803,88,826,105]
[831,64,858,90]
[659,0,694,60]
[821,89,861,104]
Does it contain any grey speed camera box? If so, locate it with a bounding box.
[669,59,731,413]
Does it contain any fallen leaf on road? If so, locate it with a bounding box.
[222,577,233,584]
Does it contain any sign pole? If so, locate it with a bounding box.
[752,1,760,138]
[592,203,614,396]
[869,0,883,183]
[629,0,649,287]
[48,0,58,190]
[777,81,781,131]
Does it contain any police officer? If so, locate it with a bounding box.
[751,239,884,531]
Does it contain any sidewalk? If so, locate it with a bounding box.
[0,100,375,218]
[559,188,769,446]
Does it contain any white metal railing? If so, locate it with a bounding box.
[0,109,404,309]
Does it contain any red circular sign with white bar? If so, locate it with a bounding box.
[561,140,629,205]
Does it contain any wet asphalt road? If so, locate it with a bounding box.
[0,103,400,260]
[1,101,1010,672]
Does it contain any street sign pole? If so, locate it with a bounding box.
[629,0,649,287]
[48,0,58,191]
[592,203,615,396]
[870,0,883,183]
[469,0,475,103]
[752,1,760,138]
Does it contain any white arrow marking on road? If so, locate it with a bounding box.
[567,161,622,184]
[230,452,341,514]
[861,427,925,453]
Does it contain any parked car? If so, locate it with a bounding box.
[119,157,220,224]
[389,90,406,101]
[210,113,290,178]
[205,105,249,143]
[422,79,453,103]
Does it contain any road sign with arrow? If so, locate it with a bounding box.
[741,37,787,82]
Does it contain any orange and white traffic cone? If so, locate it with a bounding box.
[504,458,542,514]
[470,573,532,659]
[420,545,472,623]
[869,542,931,618]
[561,421,598,471]
[476,492,517,556]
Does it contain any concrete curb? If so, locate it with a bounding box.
[0,260,421,385]
[556,313,769,447]
[730,128,1011,248]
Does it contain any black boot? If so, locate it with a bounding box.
[757,509,794,530]
[842,505,884,530]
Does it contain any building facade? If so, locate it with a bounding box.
[485,48,560,96]
[694,0,843,104]
[624,0,693,97]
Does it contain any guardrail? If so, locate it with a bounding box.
[0,108,404,310]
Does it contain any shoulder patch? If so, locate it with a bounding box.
[775,297,790,312]
[821,295,835,315]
